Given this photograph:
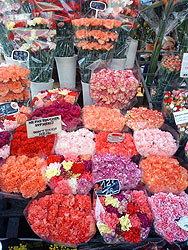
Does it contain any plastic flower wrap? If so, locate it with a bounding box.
[0,155,47,198]
[125,107,164,130]
[46,155,93,195]
[95,131,137,157]
[0,65,31,103]
[163,89,188,140]
[149,192,188,243]
[94,190,153,244]
[25,193,96,247]
[140,155,188,194]
[5,13,56,82]
[0,131,11,163]
[82,105,126,132]
[0,105,32,131]
[10,125,56,157]
[31,101,82,131]
[92,154,141,190]
[152,55,182,104]
[133,128,178,157]
[31,88,79,109]
[90,68,138,109]
[55,128,95,158]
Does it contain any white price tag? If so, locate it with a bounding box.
[177,216,188,231]
[173,109,188,125]
[26,115,62,138]
[180,53,188,78]
[11,50,29,62]
[90,1,106,18]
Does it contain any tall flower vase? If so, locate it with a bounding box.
[30,79,54,99]
[110,58,126,71]
[81,81,93,106]
[124,38,138,69]
[55,55,77,89]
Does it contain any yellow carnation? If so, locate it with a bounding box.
[105,196,120,208]
[46,168,61,181]
[6,22,15,30]
[62,160,73,171]
[33,17,42,25]
[119,214,132,232]
[97,222,112,235]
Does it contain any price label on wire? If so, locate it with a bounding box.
[90,1,106,18]
[0,102,19,116]
[11,50,29,62]
[94,179,120,196]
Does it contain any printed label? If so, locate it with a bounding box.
[180,53,188,78]
[11,50,29,62]
[107,133,125,143]
[90,1,106,11]
[26,115,62,138]
[94,179,120,196]
[173,109,188,125]
[0,102,19,116]
[177,216,188,231]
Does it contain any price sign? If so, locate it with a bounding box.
[26,116,62,138]
[11,50,29,62]
[90,1,106,18]
[107,133,125,143]
[0,102,19,116]
[180,53,188,78]
[94,179,120,196]
[173,109,188,125]
[177,216,188,231]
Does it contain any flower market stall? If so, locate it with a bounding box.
[0,0,188,250]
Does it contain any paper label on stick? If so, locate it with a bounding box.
[173,109,188,125]
[180,53,188,78]
[90,1,106,11]
[0,102,19,116]
[26,115,62,138]
[94,179,120,196]
[177,216,188,231]
[107,133,125,143]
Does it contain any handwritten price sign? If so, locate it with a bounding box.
[94,179,120,196]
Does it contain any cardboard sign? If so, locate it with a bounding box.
[11,50,29,62]
[107,133,125,143]
[177,216,188,231]
[26,116,62,138]
[94,179,120,196]
[180,53,188,78]
[173,109,188,125]
[0,102,19,116]
[90,1,106,11]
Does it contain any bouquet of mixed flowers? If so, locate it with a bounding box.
[5,13,56,82]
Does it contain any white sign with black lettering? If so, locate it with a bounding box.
[180,53,188,78]
[173,109,188,125]
[177,216,188,231]
[26,116,62,138]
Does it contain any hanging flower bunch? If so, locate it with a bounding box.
[0,105,32,131]
[10,125,56,157]
[46,155,93,195]
[0,131,11,162]
[94,190,153,244]
[133,128,178,157]
[55,128,95,158]
[0,65,30,103]
[140,155,188,194]
[31,101,82,131]
[26,193,96,246]
[125,107,164,130]
[149,192,188,243]
[31,88,79,109]
[72,18,122,51]
[90,69,138,109]
[82,105,126,132]
[0,155,47,198]
[95,131,137,157]
[92,154,141,190]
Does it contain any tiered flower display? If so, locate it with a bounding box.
[0,65,30,103]
[140,155,188,194]
[82,106,126,132]
[149,192,188,243]
[0,155,47,198]
[92,154,141,190]
[90,69,138,109]
[95,190,153,244]
[26,193,96,246]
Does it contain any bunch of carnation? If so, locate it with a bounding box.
[0,131,11,163]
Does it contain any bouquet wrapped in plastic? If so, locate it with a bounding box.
[0,131,11,164]
[25,192,96,247]
[0,65,31,104]
[5,13,56,83]
[94,189,153,244]
[90,68,138,109]
[45,155,93,195]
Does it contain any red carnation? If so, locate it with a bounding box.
[71,162,85,174]
[47,155,62,165]
[122,227,141,243]
[8,32,14,40]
